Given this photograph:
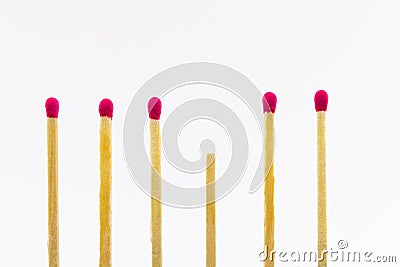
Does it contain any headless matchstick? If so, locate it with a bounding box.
[262,92,276,267]
[314,90,328,267]
[46,97,59,267]
[206,153,216,267]
[148,97,162,267]
[99,99,113,267]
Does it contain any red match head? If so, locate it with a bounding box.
[45,97,59,118]
[99,98,114,118]
[148,97,162,120]
[314,90,328,112]
[262,92,277,113]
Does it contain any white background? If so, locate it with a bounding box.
[1,0,400,266]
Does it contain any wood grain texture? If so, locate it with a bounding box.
[317,112,327,267]
[47,118,59,267]
[100,117,112,267]
[150,119,162,267]
[206,153,216,267]
[264,113,275,267]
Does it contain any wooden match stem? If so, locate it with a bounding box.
[47,118,59,267]
[150,119,162,267]
[264,113,275,267]
[317,112,327,267]
[206,153,216,267]
[100,116,112,267]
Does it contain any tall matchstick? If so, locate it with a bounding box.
[99,99,113,267]
[314,90,328,267]
[262,92,277,267]
[46,97,60,267]
[206,153,216,267]
[148,97,162,267]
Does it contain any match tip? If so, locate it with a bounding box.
[148,97,162,120]
[99,98,113,118]
[314,90,328,112]
[262,92,277,113]
[45,97,59,118]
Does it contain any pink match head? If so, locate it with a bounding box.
[147,97,162,120]
[45,97,59,118]
[99,98,114,118]
[262,92,277,113]
[314,90,328,112]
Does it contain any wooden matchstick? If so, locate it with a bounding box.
[99,99,113,267]
[206,153,216,267]
[46,97,60,267]
[314,90,328,267]
[262,92,277,267]
[148,97,162,267]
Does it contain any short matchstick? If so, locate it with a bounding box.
[314,90,328,267]
[148,97,162,267]
[99,99,113,267]
[206,153,216,267]
[46,97,60,267]
[262,92,277,267]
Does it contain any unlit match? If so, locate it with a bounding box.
[262,92,276,267]
[46,97,59,267]
[315,90,328,267]
[148,97,162,267]
[99,98,113,267]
